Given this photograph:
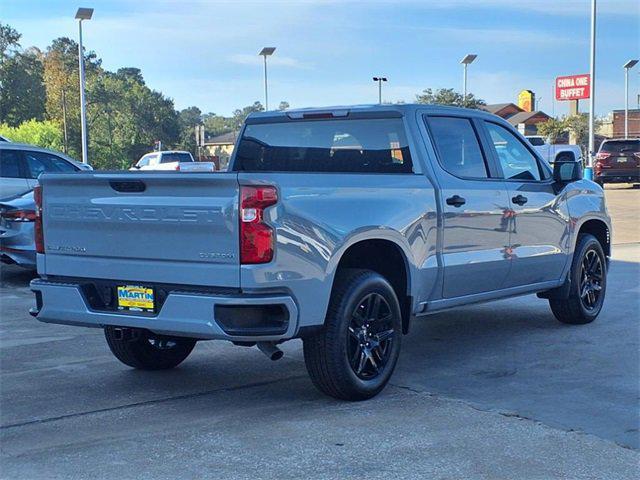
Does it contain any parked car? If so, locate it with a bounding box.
[131,151,195,171]
[0,143,92,200]
[525,136,582,164]
[594,138,640,187]
[30,104,610,401]
[0,189,36,268]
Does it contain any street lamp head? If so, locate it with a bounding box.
[259,47,276,57]
[373,77,387,82]
[623,59,638,69]
[460,54,477,65]
[75,7,94,20]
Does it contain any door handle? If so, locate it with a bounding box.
[512,194,528,206]
[446,195,466,207]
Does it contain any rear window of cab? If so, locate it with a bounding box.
[600,140,639,153]
[234,118,413,173]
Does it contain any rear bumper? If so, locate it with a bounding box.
[30,279,299,342]
[595,170,640,183]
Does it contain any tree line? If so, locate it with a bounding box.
[0,23,490,169]
[0,24,290,169]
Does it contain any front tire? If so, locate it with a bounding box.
[303,269,402,401]
[104,327,196,370]
[549,234,606,325]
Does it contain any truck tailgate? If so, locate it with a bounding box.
[39,172,240,287]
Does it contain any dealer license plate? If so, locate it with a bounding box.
[117,285,155,312]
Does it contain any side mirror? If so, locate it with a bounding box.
[553,158,582,183]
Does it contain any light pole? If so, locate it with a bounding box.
[460,54,477,106]
[586,0,596,179]
[75,7,93,164]
[372,77,387,104]
[259,47,275,110]
[623,59,638,139]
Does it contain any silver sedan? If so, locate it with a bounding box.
[0,190,36,269]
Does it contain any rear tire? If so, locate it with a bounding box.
[303,269,402,401]
[549,234,606,325]
[104,327,196,370]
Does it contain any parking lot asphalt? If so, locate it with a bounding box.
[0,186,638,479]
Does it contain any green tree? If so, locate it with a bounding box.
[564,114,601,155]
[86,70,180,169]
[116,67,144,84]
[0,24,21,60]
[43,37,100,158]
[0,25,46,126]
[278,101,290,111]
[415,87,485,109]
[203,113,235,137]
[537,118,567,143]
[0,119,63,151]
[177,106,202,156]
[232,101,264,126]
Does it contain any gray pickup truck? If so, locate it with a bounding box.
[30,105,611,401]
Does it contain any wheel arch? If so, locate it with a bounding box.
[576,218,611,257]
[330,237,414,334]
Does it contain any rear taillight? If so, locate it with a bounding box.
[595,152,611,160]
[240,186,277,264]
[1,209,36,222]
[34,185,44,254]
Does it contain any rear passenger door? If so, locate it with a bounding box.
[0,149,30,199]
[481,121,570,287]
[424,115,511,298]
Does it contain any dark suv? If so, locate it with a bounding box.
[594,138,640,187]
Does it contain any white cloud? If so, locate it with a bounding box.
[228,54,312,69]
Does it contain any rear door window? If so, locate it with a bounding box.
[24,151,77,179]
[426,116,489,178]
[0,150,24,178]
[234,118,413,173]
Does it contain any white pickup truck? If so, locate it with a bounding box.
[526,136,582,164]
[131,151,194,171]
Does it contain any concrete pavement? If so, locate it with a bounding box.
[0,187,638,479]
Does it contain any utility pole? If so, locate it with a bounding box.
[460,54,477,106]
[75,8,93,164]
[259,47,276,110]
[372,77,387,104]
[623,60,639,138]
[61,88,68,154]
[586,0,596,179]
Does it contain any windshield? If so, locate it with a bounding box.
[600,140,639,154]
[234,118,413,173]
[161,153,193,163]
[136,154,157,167]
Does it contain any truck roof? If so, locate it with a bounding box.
[247,103,504,124]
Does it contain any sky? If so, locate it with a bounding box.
[1,0,639,117]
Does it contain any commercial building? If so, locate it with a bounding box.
[202,131,238,170]
[482,102,551,136]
